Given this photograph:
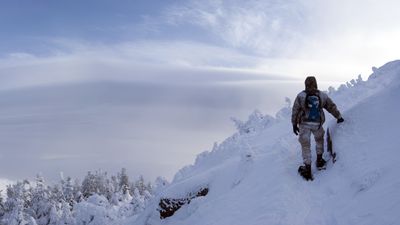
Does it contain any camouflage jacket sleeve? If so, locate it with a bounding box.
[291,94,302,125]
[323,95,342,119]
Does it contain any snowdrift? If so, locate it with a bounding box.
[133,60,400,225]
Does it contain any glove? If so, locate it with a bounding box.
[337,117,344,123]
[293,124,299,135]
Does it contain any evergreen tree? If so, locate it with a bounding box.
[2,180,33,224]
[81,170,110,198]
[0,190,5,217]
[57,200,74,225]
[81,172,97,198]
[154,176,169,194]
[0,169,154,224]
[30,175,52,225]
[72,179,83,203]
[61,177,75,206]
[47,205,59,225]
[134,175,146,195]
[2,182,29,225]
[118,168,130,195]
[27,216,38,225]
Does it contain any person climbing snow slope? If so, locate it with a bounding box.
[292,76,344,181]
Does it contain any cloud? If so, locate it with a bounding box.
[4,0,400,86]
[164,0,309,56]
[0,38,295,91]
[161,0,400,79]
[1,0,399,85]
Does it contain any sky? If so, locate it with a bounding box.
[0,0,399,184]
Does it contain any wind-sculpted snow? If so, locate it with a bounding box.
[134,60,400,225]
[328,60,400,111]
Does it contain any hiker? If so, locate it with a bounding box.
[291,76,344,180]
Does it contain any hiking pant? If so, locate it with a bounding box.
[298,123,324,165]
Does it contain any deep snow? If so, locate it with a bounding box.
[130,60,400,225]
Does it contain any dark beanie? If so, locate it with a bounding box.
[305,76,318,91]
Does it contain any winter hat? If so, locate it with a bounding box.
[305,76,318,91]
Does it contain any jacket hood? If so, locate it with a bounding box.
[305,76,318,91]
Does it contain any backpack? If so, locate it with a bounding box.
[304,90,322,122]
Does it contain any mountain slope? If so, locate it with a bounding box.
[132,60,400,225]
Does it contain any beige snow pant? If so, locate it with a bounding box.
[298,123,324,165]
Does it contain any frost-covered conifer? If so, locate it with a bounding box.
[1,180,33,224]
[82,171,110,198]
[61,177,75,206]
[1,170,154,224]
[27,216,38,225]
[47,205,59,225]
[57,200,74,225]
[154,177,169,194]
[3,188,27,225]
[81,172,97,198]
[73,179,83,203]
[130,188,145,215]
[118,168,130,195]
[30,175,53,225]
[134,175,146,195]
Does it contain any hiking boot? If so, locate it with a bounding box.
[298,164,313,181]
[316,154,326,170]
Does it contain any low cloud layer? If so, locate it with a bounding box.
[0,78,309,181]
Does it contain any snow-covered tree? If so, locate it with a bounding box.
[0,169,154,224]
[0,190,5,217]
[133,175,146,195]
[57,200,74,225]
[2,182,30,225]
[73,179,83,203]
[30,175,51,225]
[81,171,97,198]
[60,176,75,206]
[27,216,38,225]
[47,205,60,225]
[231,110,275,135]
[154,177,169,194]
[118,168,130,195]
[81,170,111,199]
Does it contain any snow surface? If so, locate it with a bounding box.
[129,60,400,225]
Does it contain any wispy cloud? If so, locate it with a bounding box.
[164,0,309,56]
[0,38,292,90]
[2,0,400,83]
[160,0,400,79]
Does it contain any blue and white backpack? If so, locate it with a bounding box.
[304,90,322,122]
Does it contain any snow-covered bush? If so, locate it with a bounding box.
[74,194,115,225]
[231,110,275,135]
[0,169,156,225]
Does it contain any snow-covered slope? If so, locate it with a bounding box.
[132,60,400,225]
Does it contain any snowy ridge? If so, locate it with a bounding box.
[134,60,400,225]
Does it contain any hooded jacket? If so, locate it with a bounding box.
[291,76,342,125]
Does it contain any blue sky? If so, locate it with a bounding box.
[1,0,400,182]
[0,0,175,54]
[2,0,400,82]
